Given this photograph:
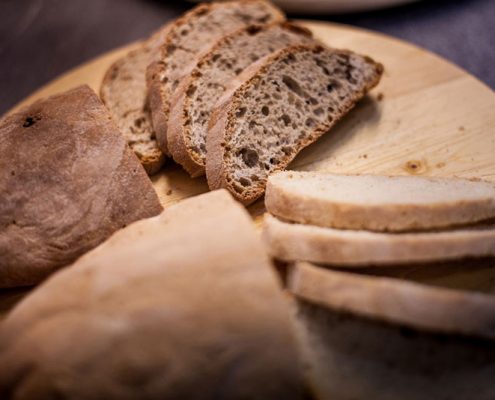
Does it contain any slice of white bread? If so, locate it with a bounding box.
[147,0,285,155]
[168,22,315,177]
[0,86,162,288]
[0,190,305,398]
[100,24,171,175]
[266,171,495,231]
[206,44,383,205]
[262,213,495,266]
[288,262,495,400]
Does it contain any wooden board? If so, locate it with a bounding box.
[2,21,495,316]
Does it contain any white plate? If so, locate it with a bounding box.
[188,0,419,13]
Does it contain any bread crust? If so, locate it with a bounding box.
[205,44,383,205]
[168,75,206,177]
[0,190,305,398]
[262,213,495,266]
[0,86,162,288]
[289,261,495,340]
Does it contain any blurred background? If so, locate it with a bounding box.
[1,0,494,115]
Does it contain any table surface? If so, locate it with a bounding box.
[1,0,494,115]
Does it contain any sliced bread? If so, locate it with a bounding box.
[147,0,285,155]
[168,22,315,177]
[262,213,495,266]
[206,44,383,205]
[100,23,171,175]
[0,190,305,398]
[288,262,495,400]
[266,171,495,231]
[0,85,162,288]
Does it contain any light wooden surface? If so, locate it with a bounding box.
[2,21,495,317]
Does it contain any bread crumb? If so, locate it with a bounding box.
[376,93,384,101]
[166,189,173,196]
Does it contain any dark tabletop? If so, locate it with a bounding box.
[1,0,494,115]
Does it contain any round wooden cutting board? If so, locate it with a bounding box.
[2,21,495,317]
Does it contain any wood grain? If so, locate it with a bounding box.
[2,21,495,319]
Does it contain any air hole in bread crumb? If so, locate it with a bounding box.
[186,85,197,97]
[305,118,316,127]
[314,107,324,116]
[247,26,262,35]
[240,148,259,167]
[239,177,251,187]
[281,114,291,126]
[236,107,247,118]
[282,75,305,97]
[261,106,269,116]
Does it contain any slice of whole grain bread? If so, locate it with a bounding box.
[266,171,495,231]
[100,23,171,175]
[168,22,315,177]
[262,213,495,266]
[147,0,285,155]
[206,44,383,205]
[0,190,306,399]
[0,85,162,288]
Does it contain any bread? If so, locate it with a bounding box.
[0,190,306,399]
[100,23,171,175]
[147,0,285,155]
[288,262,495,400]
[168,22,315,177]
[266,171,495,231]
[0,85,162,288]
[262,213,495,266]
[206,44,383,204]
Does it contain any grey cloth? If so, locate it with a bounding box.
[0,0,493,115]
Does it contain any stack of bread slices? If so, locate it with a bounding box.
[263,171,495,266]
[100,0,383,204]
[262,171,495,399]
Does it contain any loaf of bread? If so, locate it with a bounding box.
[0,85,162,288]
[206,44,383,204]
[147,0,285,155]
[266,171,495,231]
[100,24,171,175]
[262,213,495,266]
[168,22,315,177]
[288,262,495,400]
[0,190,305,399]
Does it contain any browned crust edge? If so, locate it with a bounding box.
[168,75,206,177]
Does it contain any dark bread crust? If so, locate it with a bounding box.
[206,44,384,205]
[168,76,204,176]
[168,22,313,178]
[0,85,162,288]
[146,0,285,156]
